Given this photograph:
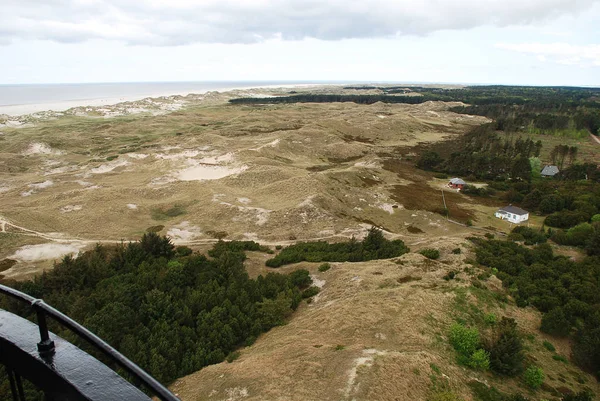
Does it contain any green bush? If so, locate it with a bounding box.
[452,248,462,254]
[485,313,497,326]
[552,354,569,364]
[420,248,440,260]
[302,286,320,299]
[289,269,313,289]
[508,233,525,242]
[511,226,547,245]
[542,340,555,352]
[318,263,331,272]
[468,349,491,371]
[449,323,480,359]
[175,246,193,256]
[523,366,544,389]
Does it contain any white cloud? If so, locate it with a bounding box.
[496,42,600,67]
[1,0,598,46]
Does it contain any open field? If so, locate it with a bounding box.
[0,87,490,280]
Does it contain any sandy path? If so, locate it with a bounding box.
[591,133,600,145]
[0,216,454,252]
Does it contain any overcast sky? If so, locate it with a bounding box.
[2,0,600,86]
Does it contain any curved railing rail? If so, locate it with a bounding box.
[0,283,180,401]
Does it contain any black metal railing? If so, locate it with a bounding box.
[0,283,180,401]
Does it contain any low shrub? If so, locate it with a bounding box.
[485,313,497,326]
[508,233,525,242]
[452,248,462,254]
[523,366,544,389]
[318,263,331,272]
[449,323,489,369]
[552,354,569,364]
[542,340,555,352]
[468,349,491,371]
[443,271,457,281]
[175,246,193,256]
[302,286,320,299]
[420,248,440,260]
[226,351,241,363]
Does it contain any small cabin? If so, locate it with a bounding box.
[448,178,466,190]
[495,205,529,224]
[541,165,559,177]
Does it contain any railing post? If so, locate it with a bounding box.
[33,302,55,356]
[6,367,19,401]
[15,372,26,401]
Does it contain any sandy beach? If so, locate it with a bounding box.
[0,82,333,117]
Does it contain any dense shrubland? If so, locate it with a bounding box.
[0,234,315,396]
[265,227,409,267]
[470,236,600,377]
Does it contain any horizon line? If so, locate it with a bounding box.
[1,80,599,89]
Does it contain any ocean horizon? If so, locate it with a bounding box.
[0,80,357,116]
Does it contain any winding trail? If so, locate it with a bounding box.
[591,133,600,146]
[0,215,457,253]
[1,213,498,265]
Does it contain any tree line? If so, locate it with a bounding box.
[231,86,600,137]
[265,227,409,267]
[417,123,542,181]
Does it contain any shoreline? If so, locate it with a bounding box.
[0,82,336,117]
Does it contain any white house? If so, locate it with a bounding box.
[495,205,529,224]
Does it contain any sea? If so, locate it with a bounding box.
[0,81,350,116]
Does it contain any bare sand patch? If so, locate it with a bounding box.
[167,221,202,242]
[10,243,84,262]
[177,164,248,181]
[60,205,83,213]
[127,153,149,159]
[21,180,54,196]
[44,165,79,175]
[22,142,62,155]
[88,159,130,174]
[29,180,54,189]
[126,203,138,210]
[250,139,281,151]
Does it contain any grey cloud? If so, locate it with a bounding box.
[1,0,598,45]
